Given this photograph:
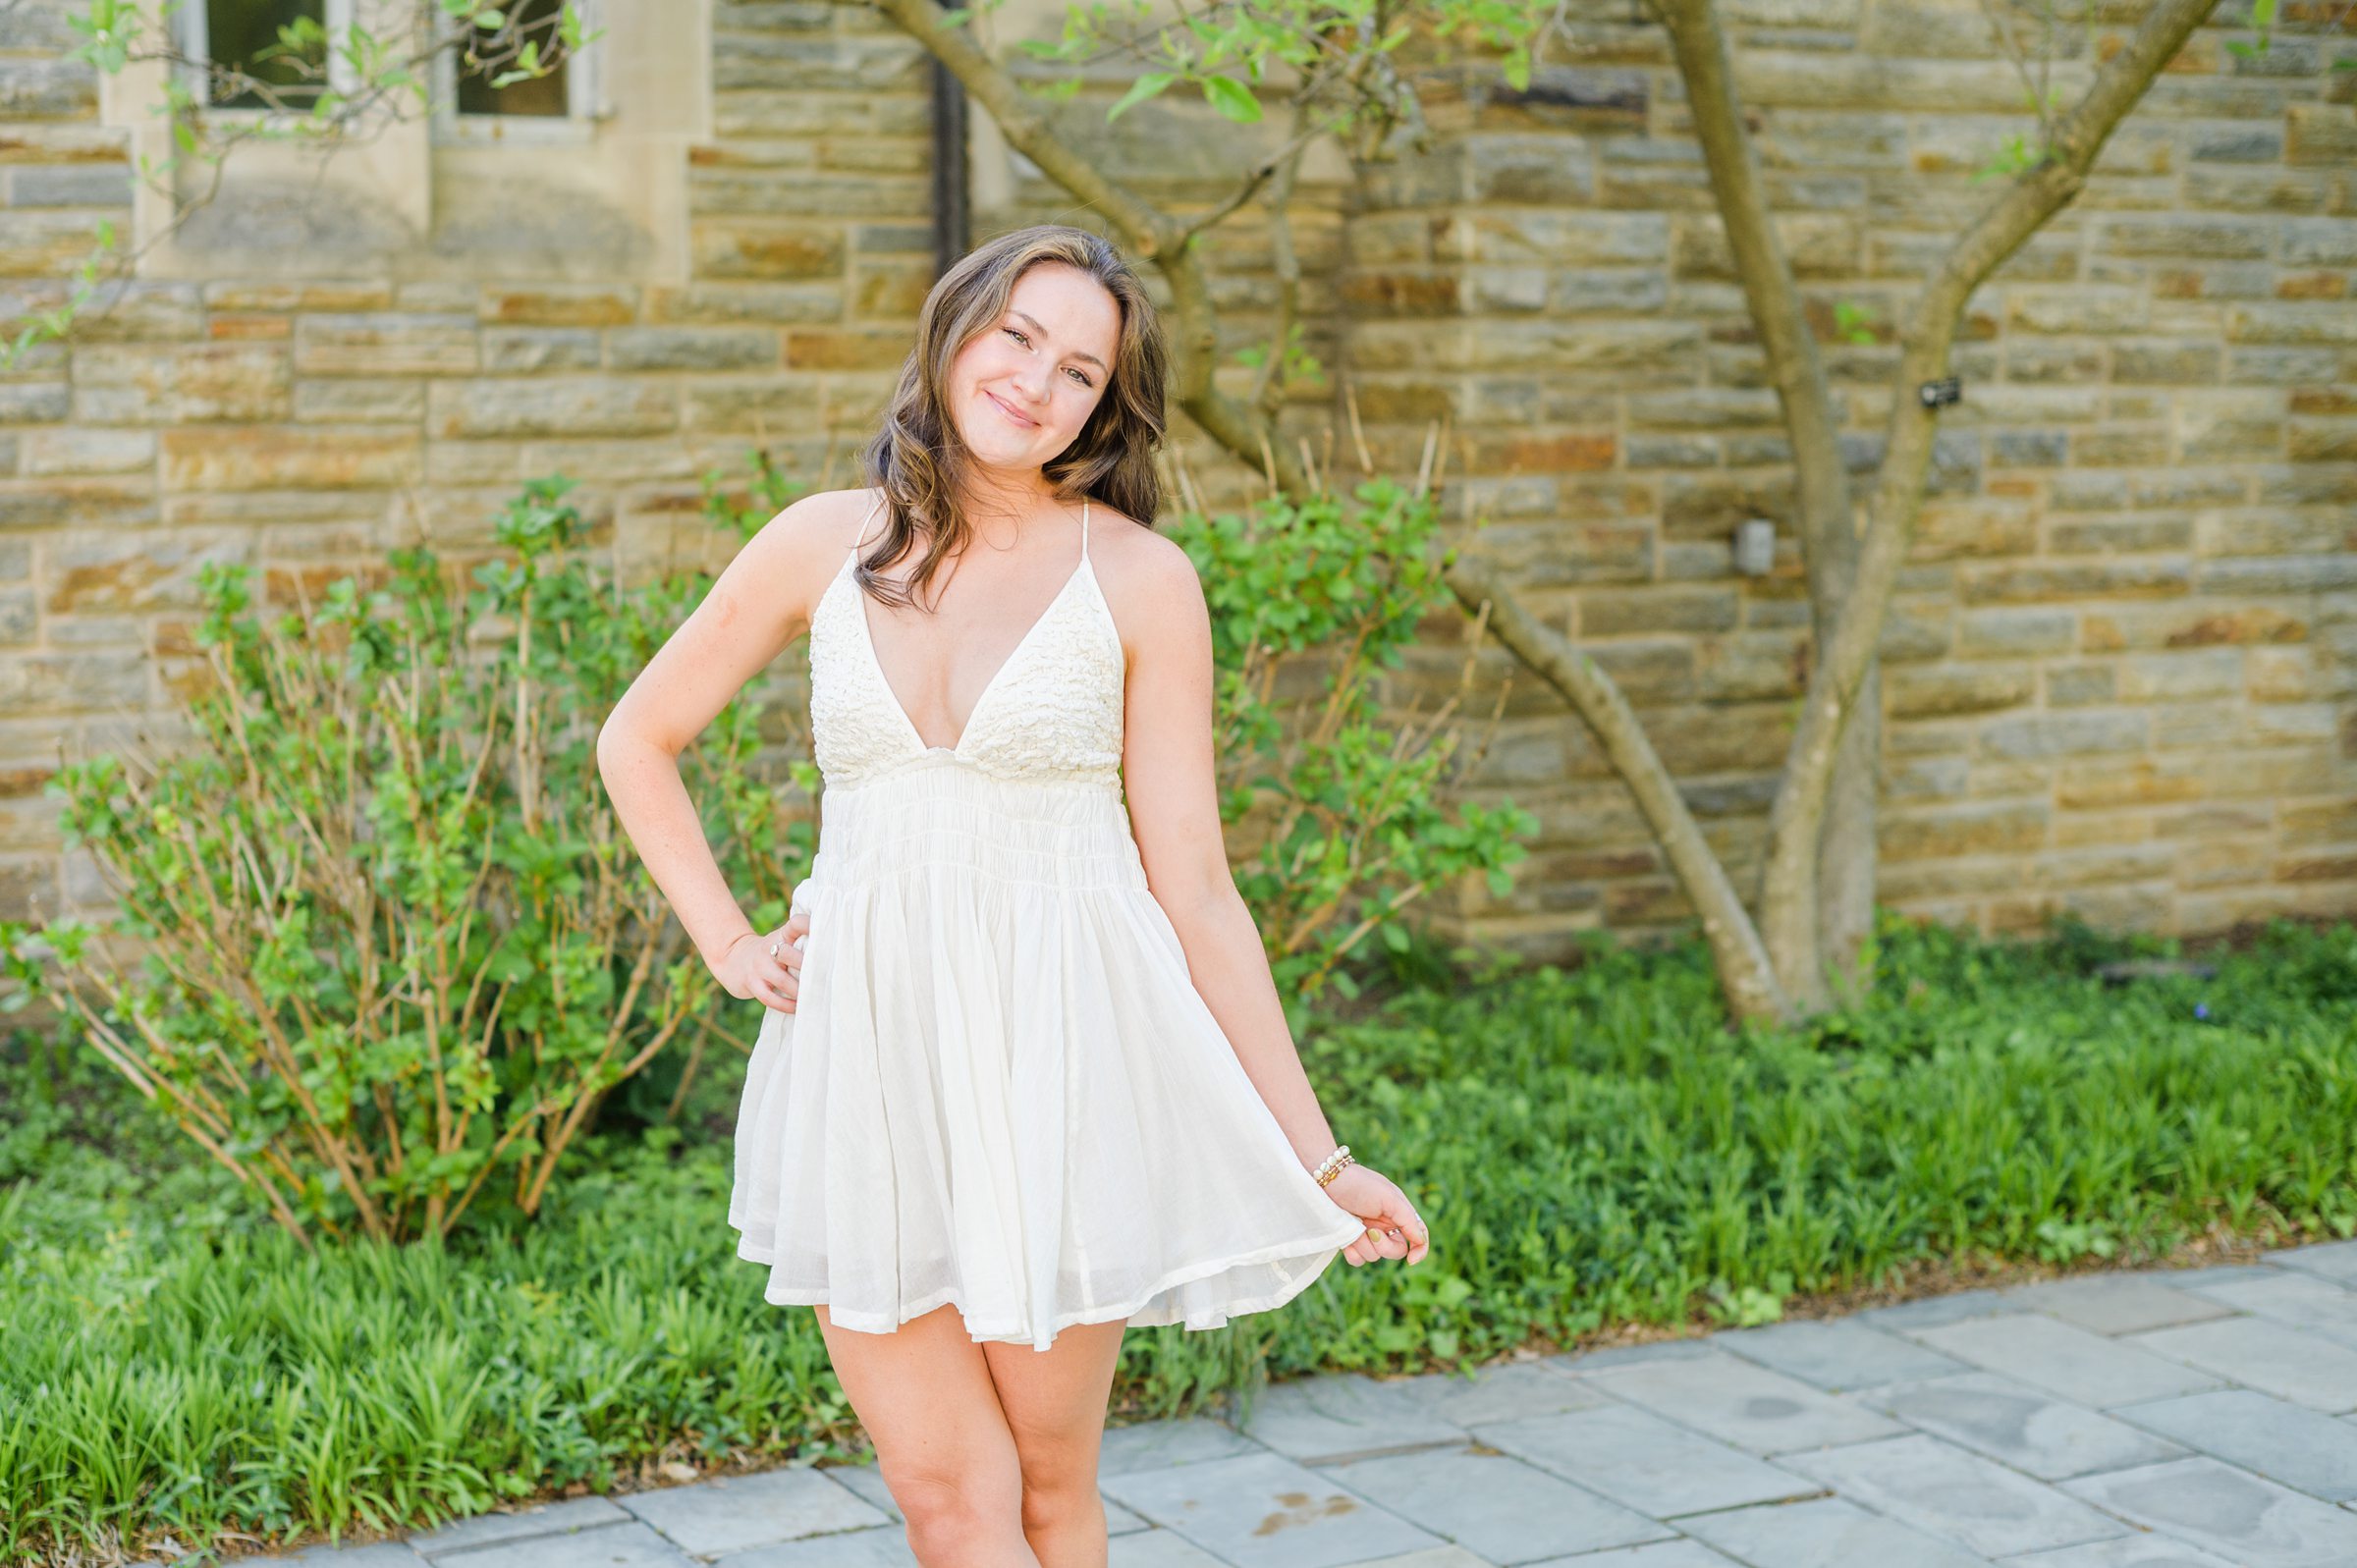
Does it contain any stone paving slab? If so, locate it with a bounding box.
[2002,1537,2241,1567]
[1471,1402,1821,1519]
[1319,1444,1672,1563]
[431,1519,695,1567]
[2001,1273,2239,1336]
[1905,1313,2225,1408]
[1860,1369,2187,1480]
[1229,1371,1470,1463]
[1677,1494,1996,1568]
[1852,1287,2024,1330]
[1526,1542,1738,1568]
[714,1526,917,1567]
[1545,1337,1720,1373]
[1097,1450,1448,1568]
[1109,1532,1235,1568]
[405,1496,632,1556]
[1781,1433,2128,1558]
[2175,1267,2357,1346]
[1712,1317,1969,1390]
[616,1469,888,1556]
[1099,1413,1269,1476]
[1568,1346,1909,1455]
[197,1243,2357,1568]
[2264,1239,2357,1284]
[1389,1359,1605,1426]
[2113,1388,2357,1501]
[2062,1454,2357,1567]
[2127,1315,2357,1412]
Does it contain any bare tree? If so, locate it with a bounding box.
[878,0,2287,1022]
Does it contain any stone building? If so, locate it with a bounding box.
[1,0,2352,958]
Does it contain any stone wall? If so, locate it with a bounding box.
[1,0,2351,957]
[1332,0,2357,950]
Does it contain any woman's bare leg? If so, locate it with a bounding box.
[814,1301,1039,1568]
[980,1319,1127,1568]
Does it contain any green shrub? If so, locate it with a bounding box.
[1172,475,1538,1004]
[0,475,817,1250]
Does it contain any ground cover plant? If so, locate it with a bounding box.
[6,910,2356,1565]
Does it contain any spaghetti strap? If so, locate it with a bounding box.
[1079,497,1090,564]
[849,490,885,556]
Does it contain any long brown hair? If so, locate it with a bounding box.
[853,224,1170,612]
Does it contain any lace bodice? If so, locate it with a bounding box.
[807,492,1125,792]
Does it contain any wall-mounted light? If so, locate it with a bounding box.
[1732,517,1776,576]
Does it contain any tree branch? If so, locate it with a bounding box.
[1654,0,1866,999]
[1445,550,1790,1023]
[1756,0,2222,998]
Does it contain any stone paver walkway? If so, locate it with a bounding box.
[210,1241,2357,1568]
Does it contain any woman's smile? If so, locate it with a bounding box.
[985,389,1038,428]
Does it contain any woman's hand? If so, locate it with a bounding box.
[1322,1163,1430,1268]
[714,910,813,1012]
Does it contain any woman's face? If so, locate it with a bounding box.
[948,261,1121,472]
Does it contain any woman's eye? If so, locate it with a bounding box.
[1006,326,1091,388]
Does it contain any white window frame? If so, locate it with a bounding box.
[428,0,605,145]
[173,0,361,124]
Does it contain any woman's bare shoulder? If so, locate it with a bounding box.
[719,486,886,633]
[1086,505,1204,655]
[754,485,884,556]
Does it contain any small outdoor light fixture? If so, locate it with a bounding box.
[1732,517,1777,576]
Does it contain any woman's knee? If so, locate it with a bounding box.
[1016,1466,1104,1536]
[814,1303,1030,1550]
[887,1452,1025,1541]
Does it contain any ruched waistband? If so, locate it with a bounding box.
[796,752,1146,899]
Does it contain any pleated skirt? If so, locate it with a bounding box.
[727,751,1368,1351]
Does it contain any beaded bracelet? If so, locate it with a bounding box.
[1311,1144,1354,1188]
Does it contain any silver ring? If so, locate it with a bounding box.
[768,941,781,959]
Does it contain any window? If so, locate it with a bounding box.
[433,0,604,141]
[176,0,358,113]
[456,0,569,117]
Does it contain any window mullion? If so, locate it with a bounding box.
[326,0,359,97]
[178,1,212,106]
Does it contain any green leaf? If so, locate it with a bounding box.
[1107,71,1176,122]
[1200,74,1261,123]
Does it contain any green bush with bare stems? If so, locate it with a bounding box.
[1173,472,1537,1005]
[0,474,818,1251]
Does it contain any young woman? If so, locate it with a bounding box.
[598,224,1431,1567]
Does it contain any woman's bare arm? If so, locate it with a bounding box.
[1111,534,1343,1169]
[597,489,865,980]
[1109,527,1429,1268]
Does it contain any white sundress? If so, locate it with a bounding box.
[728,489,1367,1351]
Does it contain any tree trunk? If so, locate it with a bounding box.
[1817,657,1880,1000]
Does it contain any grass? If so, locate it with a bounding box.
[6,910,2356,1565]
